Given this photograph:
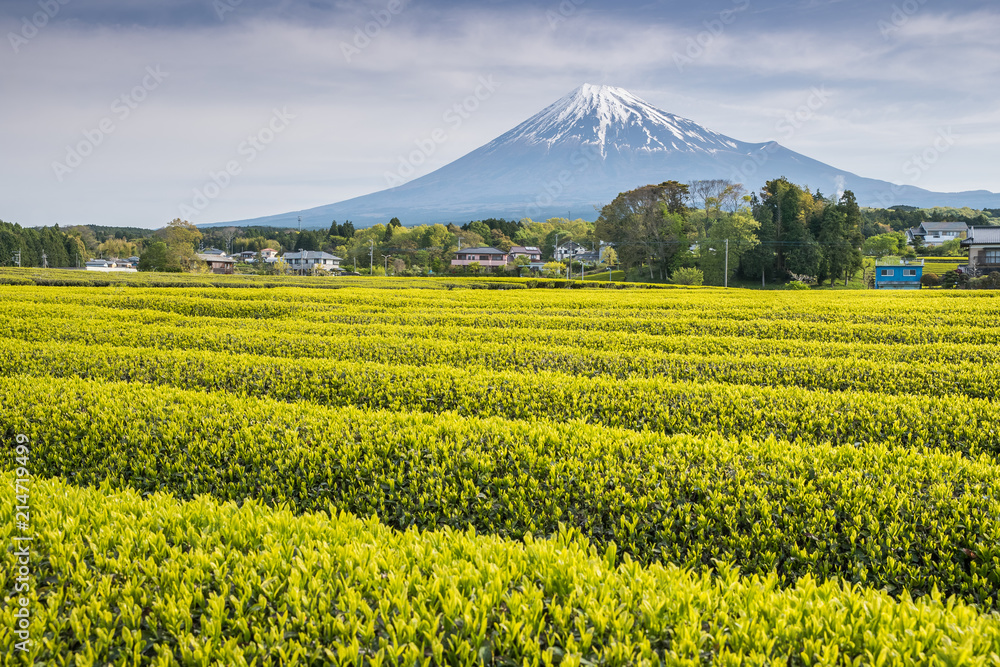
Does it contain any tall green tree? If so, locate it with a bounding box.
[595,181,695,280]
[700,208,760,286]
[138,241,173,272]
[752,178,821,279]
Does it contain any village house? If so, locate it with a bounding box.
[906,222,968,247]
[197,253,236,275]
[451,247,509,272]
[873,257,923,290]
[508,246,542,262]
[554,241,588,262]
[283,250,342,274]
[960,226,1000,276]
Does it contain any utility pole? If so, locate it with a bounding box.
[369,239,374,275]
[554,231,563,277]
[724,239,729,289]
[298,216,302,233]
[382,254,391,276]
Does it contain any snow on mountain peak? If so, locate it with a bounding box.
[486,84,741,156]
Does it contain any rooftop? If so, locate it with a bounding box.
[919,221,969,233]
[458,247,506,254]
[283,251,342,260]
[962,226,1000,245]
[875,257,924,266]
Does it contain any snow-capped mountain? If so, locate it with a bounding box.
[208,84,999,229]
[484,83,742,156]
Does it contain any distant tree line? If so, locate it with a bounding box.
[4,183,997,280]
[0,220,85,268]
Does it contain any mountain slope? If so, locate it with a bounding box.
[208,84,999,229]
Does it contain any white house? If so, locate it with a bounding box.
[906,222,968,247]
[283,250,342,274]
[85,259,137,273]
[554,241,589,262]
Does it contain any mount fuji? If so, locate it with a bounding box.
[209,84,1000,229]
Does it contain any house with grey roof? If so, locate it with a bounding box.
[451,247,509,272]
[960,226,1000,276]
[906,221,968,247]
[283,250,342,274]
[197,253,236,275]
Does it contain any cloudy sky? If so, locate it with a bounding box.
[2,0,998,229]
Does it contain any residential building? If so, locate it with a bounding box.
[508,246,542,262]
[197,253,236,275]
[554,241,588,261]
[451,247,509,272]
[84,259,137,273]
[261,248,279,259]
[960,226,1000,276]
[906,222,968,247]
[283,250,342,274]
[873,257,923,290]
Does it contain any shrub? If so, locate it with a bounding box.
[940,270,961,289]
[671,267,704,286]
[787,280,811,290]
[921,273,940,287]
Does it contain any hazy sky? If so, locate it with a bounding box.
[2,0,998,228]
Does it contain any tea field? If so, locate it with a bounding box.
[1,273,999,665]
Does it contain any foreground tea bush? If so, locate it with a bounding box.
[2,474,998,666]
[2,376,999,608]
[2,340,996,456]
[2,323,999,400]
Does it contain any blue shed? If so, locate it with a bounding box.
[874,258,923,290]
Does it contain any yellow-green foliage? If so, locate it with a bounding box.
[1,342,998,454]
[2,376,1000,607]
[2,474,999,666]
[3,281,1000,663]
